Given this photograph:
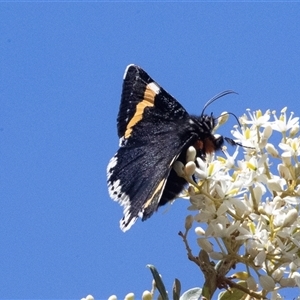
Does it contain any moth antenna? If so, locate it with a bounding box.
[224,137,254,149]
[201,90,238,116]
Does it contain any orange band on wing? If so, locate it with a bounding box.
[124,84,157,138]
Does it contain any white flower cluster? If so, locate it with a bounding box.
[180,108,300,299]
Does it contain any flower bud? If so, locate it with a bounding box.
[186,146,196,162]
[291,272,300,287]
[259,275,275,291]
[218,112,229,125]
[195,226,205,236]
[272,268,284,282]
[281,152,292,166]
[278,164,291,180]
[142,290,152,300]
[280,278,296,287]
[265,143,279,157]
[124,293,135,300]
[283,208,298,227]
[209,252,224,260]
[197,238,213,253]
[184,161,196,177]
[254,250,266,267]
[185,215,194,230]
[290,124,300,137]
[247,276,257,291]
[262,125,273,139]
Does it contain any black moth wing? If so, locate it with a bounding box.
[117,64,188,140]
[107,65,198,231]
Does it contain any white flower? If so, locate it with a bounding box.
[231,125,257,149]
[271,108,299,134]
[279,137,300,157]
[194,157,224,180]
[242,108,271,127]
[180,107,300,298]
[220,146,239,170]
[267,177,286,193]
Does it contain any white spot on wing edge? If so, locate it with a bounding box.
[107,155,140,231]
[147,82,160,94]
[119,192,139,232]
[120,214,138,232]
[123,63,136,79]
[120,192,140,231]
[106,155,118,177]
[119,137,127,147]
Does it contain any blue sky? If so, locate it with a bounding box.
[1,3,300,300]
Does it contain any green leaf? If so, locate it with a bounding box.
[172,278,181,300]
[146,264,169,300]
[217,281,248,300]
[179,287,202,300]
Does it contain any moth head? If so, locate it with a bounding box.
[194,90,250,156]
